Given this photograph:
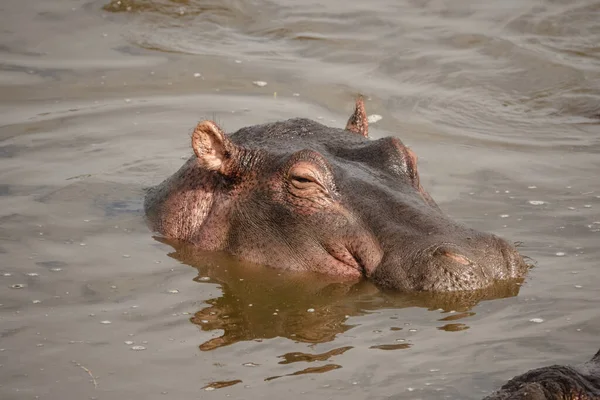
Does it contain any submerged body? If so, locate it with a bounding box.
[485,349,600,400]
[145,98,528,291]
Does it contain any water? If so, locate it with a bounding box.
[1,0,599,399]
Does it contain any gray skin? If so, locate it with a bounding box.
[144,98,528,291]
[484,349,600,400]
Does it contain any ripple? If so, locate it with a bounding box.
[370,343,413,351]
[438,312,476,322]
[202,379,243,390]
[265,364,342,382]
[277,346,353,365]
[437,323,470,332]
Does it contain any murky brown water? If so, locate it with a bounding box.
[1,0,600,399]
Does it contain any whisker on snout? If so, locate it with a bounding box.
[512,241,535,268]
[521,255,536,269]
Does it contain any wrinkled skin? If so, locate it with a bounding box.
[485,349,600,400]
[145,98,528,291]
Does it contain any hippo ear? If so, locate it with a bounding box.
[345,96,369,138]
[191,120,238,175]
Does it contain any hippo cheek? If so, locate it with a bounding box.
[305,250,364,278]
[286,215,383,278]
[320,231,383,278]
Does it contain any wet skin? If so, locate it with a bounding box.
[144,98,528,292]
[484,349,600,400]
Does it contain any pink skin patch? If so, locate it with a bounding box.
[441,251,471,266]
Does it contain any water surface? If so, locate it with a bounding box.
[1,0,599,399]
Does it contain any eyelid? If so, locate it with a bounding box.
[288,167,327,191]
[290,170,317,182]
[289,164,319,180]
[291,175,314,183]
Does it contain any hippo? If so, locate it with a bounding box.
[485,349,600,400]
[144,98,528,291]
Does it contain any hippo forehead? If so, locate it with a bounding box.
[230,118,367,152]
[229,118,415,179]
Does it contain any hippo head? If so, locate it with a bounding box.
[145,98,528,292]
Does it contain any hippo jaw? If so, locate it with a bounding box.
[144,98,528,292]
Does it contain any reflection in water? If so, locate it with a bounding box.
[103,0,233,17]
[369,343,412,351]
[278,346,353,365]
[202,379,243,390]
[265,364,342,382]
[439,312,476,322]
[437,323,470,332]
[159,238,523,353]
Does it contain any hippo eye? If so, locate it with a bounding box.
[288,163,326,191]
[292,176,313,184]
[290,173,319,190]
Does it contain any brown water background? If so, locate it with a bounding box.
[1,0,600,399]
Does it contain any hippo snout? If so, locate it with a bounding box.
[434,236,525,277]
[371,234,527,292]
[498,238,528,279]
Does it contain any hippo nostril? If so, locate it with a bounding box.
[431,246,474,266]
[440,251,471,266]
